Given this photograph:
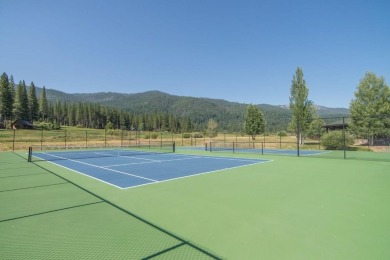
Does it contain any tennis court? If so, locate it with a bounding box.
[29,146,268,189]
[2,147,390,259]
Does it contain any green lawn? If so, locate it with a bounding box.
[1,150,390,259]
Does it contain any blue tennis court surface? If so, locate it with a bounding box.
[33,152,268,189]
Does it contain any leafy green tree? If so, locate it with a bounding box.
[306,110,325,139]
[289,67,313,144]
[244,104,265,140]
[13,81,29,120]
[206,118,218,140]
[28,82,39,124]
[39,86,48,121]
[350,72,390,141]
[0,73,14,126]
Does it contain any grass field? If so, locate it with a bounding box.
[1,149,390,259]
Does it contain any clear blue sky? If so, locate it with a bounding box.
[1,0,389,108]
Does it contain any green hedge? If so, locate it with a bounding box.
[321,131,354,150]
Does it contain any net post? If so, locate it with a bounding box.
[173,141,176,153]
[205,142,208,151]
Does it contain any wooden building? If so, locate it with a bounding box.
[12,120,34,130]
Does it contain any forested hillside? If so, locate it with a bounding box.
[38,88,348,132]
[1,71,348,133]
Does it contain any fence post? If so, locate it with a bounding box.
[41,126,44,150]
[342,117,346,159]
[104,129,107,147]
[85,130,88,148]
[12,129,16,151]
[121,130,123,147]
[280,133,282,149]
[297,121,300,157]
[64,129,67,148]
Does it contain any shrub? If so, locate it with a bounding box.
[321,131,354,150]
[193,133,204,138]
[36,122,60,130]
[277,131,288,137]
[151,133,159,139]
[183,133,191,138]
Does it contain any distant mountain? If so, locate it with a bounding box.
[36,88,349,131]
[277,104,349,117]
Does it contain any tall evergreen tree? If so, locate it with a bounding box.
[28,82,39,124]
[13,81,29,120]
[39,86,48,121]
[289,67,313,145]
[0,73,14,125]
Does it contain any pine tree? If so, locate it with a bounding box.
[28,82,39,124]
[0,73,14,126]
[39,86,48,121]
[13,81,29,120]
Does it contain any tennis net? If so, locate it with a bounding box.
[28,141,175,162]
[209,141,263,153]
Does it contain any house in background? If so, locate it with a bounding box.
[12,119,34,130]
[322,118,350,133]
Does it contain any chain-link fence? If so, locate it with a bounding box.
[1,117,389,161]
[206,116,389,161]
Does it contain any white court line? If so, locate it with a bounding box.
[36,152,158,182]
[34,152,271,190]
[301,151,333,156]
[94,151,161,162]
[43,160,127,189]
